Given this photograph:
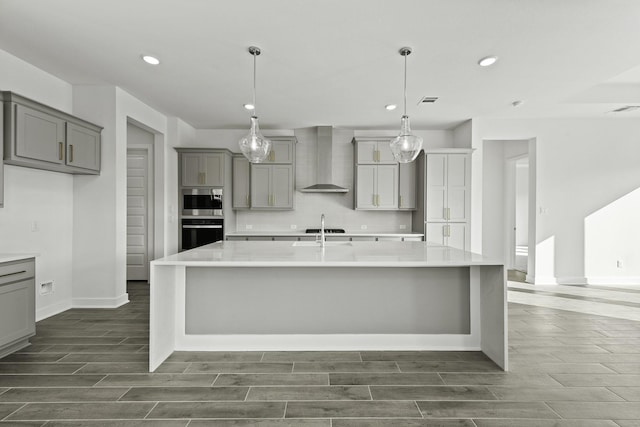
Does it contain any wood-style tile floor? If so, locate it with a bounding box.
[1,281,639,426]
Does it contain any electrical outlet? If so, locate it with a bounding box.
[290,224,297,230]
[399,224,407,230]
[361,225,367,230]
[245,224,253,230]
[31,221,39,232]
[617,260,623,268]
[40,281,54,295]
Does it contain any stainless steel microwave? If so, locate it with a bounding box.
[182,188,223,216]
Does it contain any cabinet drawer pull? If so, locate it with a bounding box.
[0,270,26,279]
[69,144,74,163]
[59,142,64,161]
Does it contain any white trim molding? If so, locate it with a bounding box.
[36,300,72,321]
[72,293,129,309]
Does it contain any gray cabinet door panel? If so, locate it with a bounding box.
[15,104,65,164]
[272,165,293,208]
[232,156,251,209]
[66,122,100,171]
[250,165,271,208]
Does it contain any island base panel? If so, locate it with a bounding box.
[186,267,470,335]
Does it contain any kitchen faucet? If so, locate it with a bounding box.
[320,213,326,248]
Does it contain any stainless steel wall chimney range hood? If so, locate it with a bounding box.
[300,126,349,193]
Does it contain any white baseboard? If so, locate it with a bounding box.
[584,277,640,286]
[36,300,73,321]
[72,293,129,309]
[522,276,640,286]
[556,276,589,285]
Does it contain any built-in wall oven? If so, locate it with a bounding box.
[180,188,224,251]
[181,218,224,250]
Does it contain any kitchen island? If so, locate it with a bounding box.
[150,241,506,372]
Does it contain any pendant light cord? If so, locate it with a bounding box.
[403,52,407,116]
[252,51,257,117]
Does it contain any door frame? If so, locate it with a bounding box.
[127,141,155,281]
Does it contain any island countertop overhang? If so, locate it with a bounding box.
[152,241,503,268]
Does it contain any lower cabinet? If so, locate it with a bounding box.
[425,222,468,251]
[0,258,36,358]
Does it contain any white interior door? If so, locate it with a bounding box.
[127,149,150,281]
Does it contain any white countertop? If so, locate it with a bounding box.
[226,231,424,237]
[0,254,37,264]
[152,241,502,267]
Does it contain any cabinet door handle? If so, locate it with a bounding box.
[69,144,74,163]
[447,207,451,220]
[399,195,403,208]
[246,195,250,207]
[59,142,64,161]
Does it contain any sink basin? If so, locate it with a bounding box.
[292,241,353,247]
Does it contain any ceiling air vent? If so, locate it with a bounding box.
[418,96,438,104]
[610,105,640,113]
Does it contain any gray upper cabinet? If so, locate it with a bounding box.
[3,92,102,175]
[399,161,417,210]
[250,164,294,209]
[66,122,101,171]
[232,155,251,209]
[263,139,294,164]
[180,152,224,187]
[241,137,296,211]
[353,137,416,211]
[0,92,4,208]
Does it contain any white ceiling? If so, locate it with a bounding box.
[2,0,640,130]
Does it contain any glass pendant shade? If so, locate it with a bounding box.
[390,46,422,163]
[239,116,271,163]
[390,115,423,163]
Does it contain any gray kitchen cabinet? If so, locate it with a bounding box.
[425,222,468,251]
[398,161,417,210]
[0,92,4,208]
[181,152,224,187]
[355,164,398,210]
[356,138,396,164]
[247,137,295,210]
[3,92,102,174]
[251,164,294,209]
[425,153,470,222]
[66,122,101,171]
[263,138,294,164]
[232,155,251,209]
[413,149,472,251]
[0,257,36,358]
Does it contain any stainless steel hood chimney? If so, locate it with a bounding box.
[300,126,349,193]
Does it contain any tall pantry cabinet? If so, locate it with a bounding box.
[412,149,472,251]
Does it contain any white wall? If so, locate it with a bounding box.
[0,49,75,320]
[481,140,528,263]
[475,118,640,284]
[193,128,453,232]
[71,86,169,307]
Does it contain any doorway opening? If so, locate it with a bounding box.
[126,123,155,282]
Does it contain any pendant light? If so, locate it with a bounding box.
[389,47,423,163]
[238,46,271,163]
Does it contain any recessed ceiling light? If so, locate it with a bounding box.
[478,56,498,67]
[142,55,160,65]
[385,104,397,111]
[243,104,255,110]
